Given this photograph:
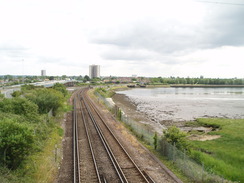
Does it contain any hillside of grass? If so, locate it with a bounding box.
[189,118,244,182]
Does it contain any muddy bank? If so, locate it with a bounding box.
[113,93,168,134]
[112,87,244,134]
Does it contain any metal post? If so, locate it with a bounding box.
[202,162,204,182]
[184,149,186,173]
[55,144,57,162]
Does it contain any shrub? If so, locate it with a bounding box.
[52,83,68,97]
[0,98,39,121]
[0,120,35,169]
[25,88,64,116]
[163,126,189,150]
[11,91,22,97]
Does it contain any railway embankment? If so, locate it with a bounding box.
[94,86,243,182]
[0,84,70,183]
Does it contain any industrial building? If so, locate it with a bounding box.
[89,65,100,79]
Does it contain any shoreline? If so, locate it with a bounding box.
[112,93,184,135]
[112,87,244,134]
[123,84,244,89]
[170,84,244,88]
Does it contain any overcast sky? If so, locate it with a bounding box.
[0,0,244,78]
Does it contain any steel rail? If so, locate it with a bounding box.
[83,89,150,183]
[142,170,156,183]
[75,95,81,183]
[82,95,128,183]
[78,94,102,183]
[73,97,80,183]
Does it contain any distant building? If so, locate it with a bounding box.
[89,65,100,79]
[41,70,46,76]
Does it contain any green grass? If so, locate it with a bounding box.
[189,118,244,182]
[0,123,63,183]
[21,125,63,183]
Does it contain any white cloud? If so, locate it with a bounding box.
[0,0,244,78]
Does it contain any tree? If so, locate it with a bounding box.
[0,120,34,169]
[0,97,39,122]
[49,76,54,80]
[53,83,68,97]
[25,88,64,116]
[163,126,188,150]
[21,84,36,91]
[11,90,22,97]
[83,75,90,82]
[61,75,67,80]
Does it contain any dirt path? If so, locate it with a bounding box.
[57,95,74,183]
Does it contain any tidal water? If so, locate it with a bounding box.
[116,87,244,122]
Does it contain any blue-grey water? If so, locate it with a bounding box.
[116,87,244,122]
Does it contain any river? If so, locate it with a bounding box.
[116,87,244,123]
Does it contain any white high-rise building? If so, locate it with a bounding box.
[41,70,46,76]
[89,65,100,79]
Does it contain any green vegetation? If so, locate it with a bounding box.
[163,126,189,150]
[150,76,244,85]
[52,83,68,97]
[189,118,244,182]
[0,84,69,182]
[25,88,64,115]
[95,87,115,98]
[117,109,122,121]
[0,120,35,169]
[153,132,158,150]
[93,86,244,182]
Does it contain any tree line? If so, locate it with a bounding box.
[150,77,244,85]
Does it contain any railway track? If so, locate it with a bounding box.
[72,89,154,183]
[74,93,100,183]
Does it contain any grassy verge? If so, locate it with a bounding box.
[0,115,64,183]
[95,85,127,98]
[121,121,192,183]
[0,86,71,183]
[189,118,244,182]
[21,121,63,183]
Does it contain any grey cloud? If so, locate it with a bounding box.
[0,44,28,51]
[0,44,29,56]
[0,44,30,62]
[38,56,65,64]
[101,48,152,61]
[92,5,244,56]
[203,5,244,48]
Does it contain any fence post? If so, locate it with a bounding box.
[55,144,57,162]
[184,149,186,173]
[202,162,204,182]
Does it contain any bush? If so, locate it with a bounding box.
[0,120,35,169]
[0,98,39,121]
[11,91,22,97]
[163,126,189,150]
[52,83,68,97]
[25,88,64,116]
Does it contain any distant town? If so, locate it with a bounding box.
[1,64,244,88]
